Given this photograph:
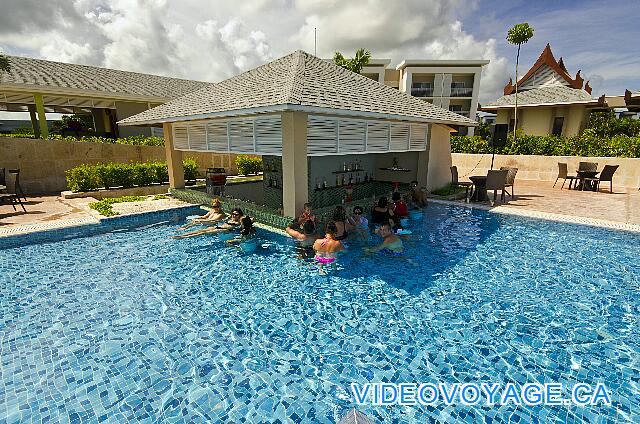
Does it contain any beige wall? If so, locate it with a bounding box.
[492,105,589,137]
[426,124,453,191]
[452,153,640,189]
[0,137,239,194]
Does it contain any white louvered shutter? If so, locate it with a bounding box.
[206,121,229,152]
[389,123,410,151]
[338,119,366,153]
[409,124,428,151]
[172,124,189,150]
[228,120,255,153]
[366,121,389,152]
[254,116,282,154]
[187,123,207,151]
[307,116,338,156]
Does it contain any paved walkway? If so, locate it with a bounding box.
[1,180,639,236]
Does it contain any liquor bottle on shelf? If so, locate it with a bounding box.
[335,175,339,187]
[348,173,353,184]
[322,178,327,189]
[343,162,347,171]
[364,173,369,183]
[316,178,321,190]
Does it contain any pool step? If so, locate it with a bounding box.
[337,408,374,424]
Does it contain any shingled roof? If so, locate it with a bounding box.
[119,50,475,126]
[483,85,598,110]
[0,55,210,101]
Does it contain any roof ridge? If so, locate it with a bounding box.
[283,50,307,105]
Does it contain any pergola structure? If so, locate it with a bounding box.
[0,56,209,138]
[120,51,475,217]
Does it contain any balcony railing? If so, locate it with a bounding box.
[450,87,473,97]
[411,87,434,97]
[450,110,470,117]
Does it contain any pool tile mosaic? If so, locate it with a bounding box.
[0,203,638,423]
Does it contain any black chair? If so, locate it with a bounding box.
[553,163,577,189]
[449,166,473,199]
[0,168,27,213]
[8,169,26,201]
[583,165,619,193]
[0,167,5,190]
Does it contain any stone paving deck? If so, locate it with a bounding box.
[1,180,639,237]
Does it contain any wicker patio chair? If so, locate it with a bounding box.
[500,166,518,197]
[583,165,619,193]
[553,162,577,189]
[486,169,508,204]
[449,166,473,199]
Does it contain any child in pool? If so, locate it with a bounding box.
[366,223,403,254]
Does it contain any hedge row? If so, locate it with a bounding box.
[66,159,198,192]
[235,155,263,175]
[1,132,164,146]
[451,129,640,158]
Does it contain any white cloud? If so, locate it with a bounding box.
[1,0,508,101]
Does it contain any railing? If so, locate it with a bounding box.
[450,110,470,117]
[411,87,434,97]
[450,87,473,97]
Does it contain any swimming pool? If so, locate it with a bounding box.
[1,204,638,423]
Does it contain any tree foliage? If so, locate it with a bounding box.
[506,23,535,46]
[333,48,371,74]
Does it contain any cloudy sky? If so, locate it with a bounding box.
[0,0,638,114]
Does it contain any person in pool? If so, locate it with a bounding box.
[226,215,257,245]
[178,198,226,230]
[347,206,369,239]
[332,205,349,240]
[286,219,320,243]
[409,181,428,208]
[293,203,317,229]
[172,208,244,239]
[371,197,395,228]
[366,223,404,254]
[391,191,409,218]
[313,221,344,264]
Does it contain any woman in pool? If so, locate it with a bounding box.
[332,206,349,240]
[366,223,403,254]
[172,208,244,239]
[295,203,317,228]
[313,222,344,266]
[371,197,395,228]
[391,191,409,218]
[226,216,257,245]
[347,206,369,240]
[178,198,226,230]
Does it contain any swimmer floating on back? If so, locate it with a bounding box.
[178,198,226,230]
[172,208,244,239]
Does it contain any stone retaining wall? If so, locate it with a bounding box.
[0,137,239,194]
[452,153,640,189]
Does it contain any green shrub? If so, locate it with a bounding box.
[451,132,640,158]
[89,196,146,217]
[65,159,198,192]
[0,132,164,146]
[183,158,199,181]
[235,155,263,175]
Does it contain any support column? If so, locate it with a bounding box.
[33,94,48,139]
[281,111,308,218]
[163,122,184,189]
[425,124,453,192]
[27,104,41,138]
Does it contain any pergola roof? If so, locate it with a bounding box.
[482,85,599,110]
[0,55,210,103]
[119,50,476,126]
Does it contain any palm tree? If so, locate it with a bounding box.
[333,48,371,74]
[506,23,534,138]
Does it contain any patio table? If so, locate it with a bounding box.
[575,170,599,191]
[469,175,488,202]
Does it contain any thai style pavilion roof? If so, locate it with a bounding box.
[0,55,210,102]
[503,43,592,95]
[119,50,476,126]
[483,85,600,110]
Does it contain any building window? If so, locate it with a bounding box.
[552,117,564,136]
[411,82,434,97]
[450,81,472,97]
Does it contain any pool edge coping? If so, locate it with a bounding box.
[429,198,640,234]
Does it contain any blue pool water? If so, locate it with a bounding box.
[1,204,638,423]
